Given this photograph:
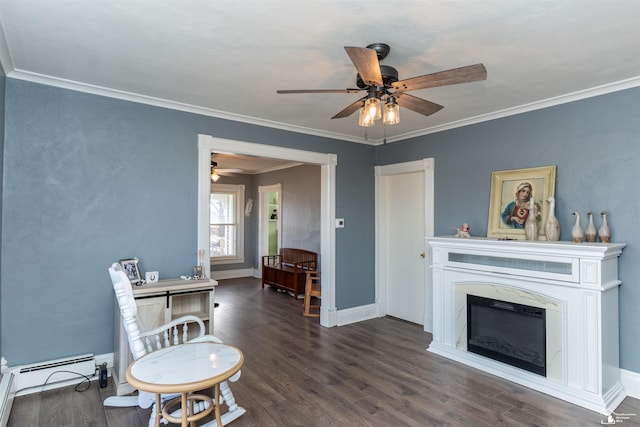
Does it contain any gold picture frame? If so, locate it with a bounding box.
[487,166,556,240]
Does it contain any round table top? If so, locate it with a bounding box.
[126,342,244,394]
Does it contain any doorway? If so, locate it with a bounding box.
[258,184,282,261]
[197,135,338,327]
[375,159,434,331]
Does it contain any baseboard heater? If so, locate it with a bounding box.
[13,353,96,394]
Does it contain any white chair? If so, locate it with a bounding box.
[103,263,246,426]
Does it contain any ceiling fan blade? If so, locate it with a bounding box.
[392,63,487,92]
[395,93,444,116]
[331,97,367,119]
[277,89,361,94]
[344,46,383,87]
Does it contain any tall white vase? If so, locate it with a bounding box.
[525,197,538,241]
[585,211,597,242]
[571,211,584,243]
[544,197,560,241]
[598,210,611,243]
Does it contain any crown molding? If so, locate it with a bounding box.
[377,76,640,145]
[6,69,640,146]
[6,69,371,144]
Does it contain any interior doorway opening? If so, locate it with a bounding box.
[197,134,338,327]
[259,184,282,261]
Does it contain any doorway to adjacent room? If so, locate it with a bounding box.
[258,183,282,261]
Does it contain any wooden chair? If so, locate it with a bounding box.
[103,263,246,426]
[303,271,321,317]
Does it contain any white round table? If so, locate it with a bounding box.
[126,342,244,427]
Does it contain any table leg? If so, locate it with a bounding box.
[181,393,188,426]
[155,394,162,427]
[214,384,222,427]
[189,396,195,427]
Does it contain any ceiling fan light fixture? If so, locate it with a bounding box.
[210,160,220,182]
[358,106,375,127]
[383,96,400,125]
[364,94,381,121]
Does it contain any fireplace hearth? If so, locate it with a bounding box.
[427,237,626,414]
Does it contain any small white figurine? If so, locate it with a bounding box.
[455,223,471,238]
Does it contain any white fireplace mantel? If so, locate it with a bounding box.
[427,236,626,414]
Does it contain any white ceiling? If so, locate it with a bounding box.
[0,0,638,146]
[212,152,302,175]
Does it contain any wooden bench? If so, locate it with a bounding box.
[262,248,317,298]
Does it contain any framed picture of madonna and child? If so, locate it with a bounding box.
[487,165,556,240]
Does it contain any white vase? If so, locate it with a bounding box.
[544,197,560,241]
[585,211,597,242]
[571,211,584,243]
[598,210,611,243]
[525,197,538,240]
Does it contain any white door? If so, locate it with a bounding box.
[376,159,434,330]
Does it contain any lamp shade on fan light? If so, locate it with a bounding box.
[383,97,400,125]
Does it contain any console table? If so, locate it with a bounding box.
[113,278,217,395]
[427,237,626,414]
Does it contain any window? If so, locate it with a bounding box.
[210,184,245,264]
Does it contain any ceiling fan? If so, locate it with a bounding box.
[276,43,486,126]
[210,153,245,182]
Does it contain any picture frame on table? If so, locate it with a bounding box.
[119,257,143,285]
[487,166,556,240]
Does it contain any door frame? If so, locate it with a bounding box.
[375,158,434,332]
[258,183,282,266]
[197,134,338,327]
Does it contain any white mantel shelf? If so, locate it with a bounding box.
[427,236,626,415]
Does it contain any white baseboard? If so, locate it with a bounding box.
[621,368,640,399]
[211,268,256,280]
[336,303,381,326]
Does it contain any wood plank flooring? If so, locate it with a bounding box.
[8,277,640,426]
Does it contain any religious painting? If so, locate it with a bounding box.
[487,166,556,240]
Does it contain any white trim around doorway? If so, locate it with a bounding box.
[197,135,338,327]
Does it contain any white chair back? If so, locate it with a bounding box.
[109,263,147,360]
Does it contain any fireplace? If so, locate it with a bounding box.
[427,237,626,414]
[467,295,546,376]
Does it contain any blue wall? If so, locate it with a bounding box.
[0,79,375,365]
[377,87,640,373]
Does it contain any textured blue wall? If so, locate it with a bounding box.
[376,87,640,373]
[1,79,376,365]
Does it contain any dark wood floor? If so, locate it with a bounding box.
[8,277,640,426]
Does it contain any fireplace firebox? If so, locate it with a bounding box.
[467,294,546,376]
